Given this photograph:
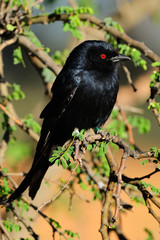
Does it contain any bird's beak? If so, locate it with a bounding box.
[111,54,131,63]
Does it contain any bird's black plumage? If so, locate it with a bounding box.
[2,40,130,203]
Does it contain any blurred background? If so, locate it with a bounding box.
[1,0,160,239]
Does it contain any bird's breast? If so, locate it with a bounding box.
[68,70,119,128]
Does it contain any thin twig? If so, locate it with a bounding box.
[148,98,160,126]
[0,103,39,142]
[117,102,135,146]
[122,65,137,91]
[112,153,127,223]
[0,219,13,240]
[11,205,39,240]
[37,161,80,211]
[0,36,17,52]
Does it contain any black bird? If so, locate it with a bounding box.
[3,40,130,203]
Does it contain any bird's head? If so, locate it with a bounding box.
[69,40,130,72]
[85,40,130,71]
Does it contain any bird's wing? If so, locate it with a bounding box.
[1,71,83,203]
[35,70,82,156]
[40,70,82,122]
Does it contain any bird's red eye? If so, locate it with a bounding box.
[101,54,106,59]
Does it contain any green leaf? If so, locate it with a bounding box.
[13,47,25,67]
[2,168,8,173]
[41,68,56,83]
[23,114,41,133]
[87,144,93,151]
[52,49,69,66]
[128,115,151,134]
[7,83,25,101]
[3,219,21,233]
[6,141,32,165]
[80,182,88,190]
[144,228,154,240]
[61,160,67,169]
[104,17,124,33]
[149,146,160,158]
[118,44,147,70]
[141,181,160,195]
[140,159,149,166]
[6,24,17,31]
[64,229,80,238]
[151,61,160,67]
[50,218,62,229]
[13,224,21,232]
[24,29,50,53]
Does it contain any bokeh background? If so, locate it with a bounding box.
[1,0,160,239]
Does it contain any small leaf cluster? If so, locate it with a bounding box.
[128,115,151,134]
[13,47,25,67]
[5,0,43,12]
[104,17,147,70]
[131,194,145,205]
[96,142,110,178]
[0,176,12,200]
[148,101,160,114]
[150,70,160,87]
[53,6,93,15]
[49,145,75,169]
[52,49,69,66]
[50,218,62,229]
[144,228,154,240]
[7,83,25,101]
[3,218,21,233]
[64,229,80,239]
[107,110,151,142]
[0,113,17,139]
[118,44,147,70]
[106,110,127,139]
[53,6,93,39]
[90,185,102,201]
[41,68,56,83]
[149,147,160,165]
[141,181,160,195]
[50,218,80,239]
[140,159,149,166]
[24,29,50,53]
[72,129,85,141]
[78,173,102,201]
[16,200,30,216]
[149,61,160,88]
[104,17,124,33]
[23,114,41,134]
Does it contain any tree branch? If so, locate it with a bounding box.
[0,103,39,142]
[27,13,159,62]
[17,35,61,75]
